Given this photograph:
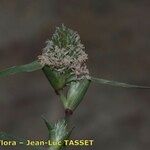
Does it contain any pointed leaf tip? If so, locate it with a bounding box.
[91,77,150,89]
[41,116,52,131]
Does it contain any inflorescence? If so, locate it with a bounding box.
[38,25,90,79]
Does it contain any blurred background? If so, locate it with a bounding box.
[0,0,150,150]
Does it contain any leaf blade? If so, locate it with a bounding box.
[0,60,43,78]
[91,77,150,89]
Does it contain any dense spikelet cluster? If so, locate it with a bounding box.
[38,25,90,79]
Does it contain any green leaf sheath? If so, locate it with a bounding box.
[0,60,43,77]
[91,77,150,89]
[65,79,91,111]
[42,66,66,91]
